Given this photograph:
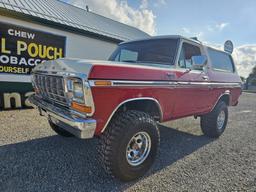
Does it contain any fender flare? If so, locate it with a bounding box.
[100,97,163,133]
[210,90,231,112]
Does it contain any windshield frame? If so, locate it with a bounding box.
[108,38,180,69]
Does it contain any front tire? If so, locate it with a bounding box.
[200,101,228,138]
[98,110,160,181]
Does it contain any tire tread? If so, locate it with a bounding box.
[200,101,228,138]
[98,110,159,180]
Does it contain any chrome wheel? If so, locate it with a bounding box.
[217,110,226,130]
[126,132,151,166]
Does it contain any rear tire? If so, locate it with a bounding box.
[200,101,228,138]
[98,110,160,181]
[48,120,74,137]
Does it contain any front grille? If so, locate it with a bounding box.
[34,74,68,106]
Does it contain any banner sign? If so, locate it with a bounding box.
[0,22,66,76]
[0,22,66,109]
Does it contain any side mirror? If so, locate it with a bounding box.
[191,55,207,70]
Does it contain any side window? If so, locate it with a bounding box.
[208,48,235,73]
[178,42,201,69]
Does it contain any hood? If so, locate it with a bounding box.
[33,58,180,81]
[32,58,96,78]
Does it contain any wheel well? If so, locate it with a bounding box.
[115,99,162,121]
[219,94,230,106]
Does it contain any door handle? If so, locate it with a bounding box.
[202,76,209,80]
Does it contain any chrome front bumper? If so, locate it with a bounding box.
[28,95,96,139]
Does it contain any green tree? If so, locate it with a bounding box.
[245,66,256,89]
[249,66,256,78]
[251,78,256,86]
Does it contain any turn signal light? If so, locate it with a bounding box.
[94,80,112,86]
[71,102,92,113]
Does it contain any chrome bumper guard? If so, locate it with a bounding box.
[28,95,96,139]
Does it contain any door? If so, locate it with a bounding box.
[172,41,211,118]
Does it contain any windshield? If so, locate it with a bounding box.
[109,38,179,66]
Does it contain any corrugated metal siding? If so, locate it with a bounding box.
[0,0,150,41]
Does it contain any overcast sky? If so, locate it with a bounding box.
[64,0,256,78]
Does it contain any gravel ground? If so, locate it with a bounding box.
[0,93,255,192]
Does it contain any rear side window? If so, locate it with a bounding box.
[208,48,235,73]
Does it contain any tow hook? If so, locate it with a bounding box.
[38,107,47,116]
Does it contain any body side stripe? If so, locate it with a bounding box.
[89,80,241,88]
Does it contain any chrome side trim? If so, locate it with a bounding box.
[89,80,177,87]
[89,80,241,89]
[101,97,163,133]
[112,80,177,87]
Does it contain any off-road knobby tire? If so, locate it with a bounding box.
[200,101,228,138]
[48,119,74,137]
[98,110,160,181]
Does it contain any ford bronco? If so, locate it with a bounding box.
[29,36,242,181]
